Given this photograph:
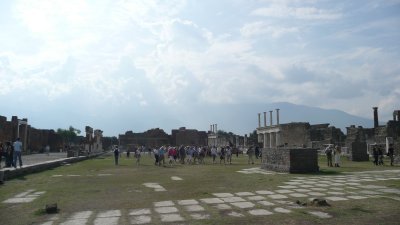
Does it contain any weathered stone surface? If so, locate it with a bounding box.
[261,148,319,173]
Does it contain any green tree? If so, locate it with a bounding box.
[57,126,81,146]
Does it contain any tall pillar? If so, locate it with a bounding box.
[263,133,267,148]
[276,109,280,125]
[269,133,273,148]
[373,107,378,128]
[215,124,218,133]
[269,111,273,126]
[276,131,280,147]
[263,112,266,127]
[258,113,261,128]
[210,124,213,132]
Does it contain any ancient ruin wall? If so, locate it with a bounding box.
[261,148,319,173]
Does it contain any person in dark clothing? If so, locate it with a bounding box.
[255,146,260,159]
[378,147,384,165]
[5,142,14,168]
[113,146,120,165]
[388,144,394,166]
[372,146,379,166]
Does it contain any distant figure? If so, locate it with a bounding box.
[226,146,232,164]
[388,144,394,166]
[5,142,14,167]
[211,146,217,164]
[13,138,23,168]
[334,145,341,167]
[45,145,50,156]
[255,146,260,159]
[0,142,3,168]
[324,145,333,167]
[219,147,226,164]
[134,148,141,165]
[372,146,379,166]
[378,147,384,165]
[158,146,165,166]
[126,148,130,158]
[179,145,186,164]
[153,148,159,165]
[247,146,255,164]
[113,146,120,165]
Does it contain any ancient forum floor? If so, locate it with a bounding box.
[3,169,400,225]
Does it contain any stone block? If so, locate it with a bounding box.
[261,148,319,173]
[348,142,369,161]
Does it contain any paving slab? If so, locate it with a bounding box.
[289,193,308,198]
[70,211,93,219]
[235,192,255,196]
[325,196,348,201]
[327,191,345,195]
[129,209,151,216]
[307,192,326,197]
[221,196,246,203]
[299,185,314,188]
[315,184,330,187]
[154,201,175,207]
[230,201,255,209]
[3,197,36,203]
[275,190,294,194]
[190,213,210,220]
[130,215,152,224]
[214,204,232,210]
[248,209,273,216]
[227,211,244,217]
[267,194,288,199]
[274,207,291,213]
[160,214,184,222]
[59,219,87,225]
[295,188,311,193]
[213,193,234,198]
[278,185,298,189]
[96,210,121,218]
[247,195,265,201]
[177,199,199,205]
[308,211,332,219]
[171,176,183,181]
[256,190,275,195]
[347,196,368,200]
[155,207,178,214]
[310,188,326,192]
[200,198,224,204]
[185,205,205,212]
[379,189,400,194]
[94,217,119,225]
[258,200,275,206]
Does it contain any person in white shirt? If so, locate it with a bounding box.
[13,138,23,168]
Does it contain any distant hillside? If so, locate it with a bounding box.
[198,102,375,135]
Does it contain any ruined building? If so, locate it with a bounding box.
[207,124,245,147]
[171,127,208,146]
[256,109,344,149]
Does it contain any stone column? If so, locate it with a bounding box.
[269,111,273,126]
[269,133,273,148]
[271,132,276,147]
[276,131,280,147]
[210,124,213,132]
[263,112,267,127]
[215,124,218,133]
[373,107,378,128]
[276,109,280,125]
[263,133,268,148]
[258,113,261,128]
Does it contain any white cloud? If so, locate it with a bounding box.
[251,4,342,20]
[240,21,298,38]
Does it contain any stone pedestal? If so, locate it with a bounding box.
[348,142,369,161]
[261,148,319,173]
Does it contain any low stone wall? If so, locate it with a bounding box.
[261,148,319,173]
[1,153,104,181]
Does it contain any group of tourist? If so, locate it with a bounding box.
[112,144,262,167]
[0,138,23,169]
[372,144,395,166]
[324,144,342,167]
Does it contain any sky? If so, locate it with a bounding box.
[0,0,399,137]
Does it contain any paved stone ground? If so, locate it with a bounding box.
[0,153,68,170]
[26,169,400,225]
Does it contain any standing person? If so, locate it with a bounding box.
[126,148,131,158]
[134,148,141,165]
[372,146,379,166]
[168,147,175,166]
[13,138,23,168]
[153,147,159,165]
[378,147,384,165]
[158,146,165,166]
[211,146,217,164]
[255,146,260,159]
[388,144,394,166]
[334,145,341,167]
[0,142,3,168]
[324,145,333,167]
[45,145,50,156]
[113,146,120,165]
[226,146,232,164]
[219,147,226,164]
[179,145,186,164]
[5,142,13,167]
[247,146,255,164]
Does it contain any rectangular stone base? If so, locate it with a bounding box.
[349,142,369,161]
[261,148,319,173]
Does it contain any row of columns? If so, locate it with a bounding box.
[259,132,281,148]
[258,109,280,128]
[209,124,218,133]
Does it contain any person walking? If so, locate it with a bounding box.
[378,147,384,165]
[211,146,217,164]
[13,138,23,168]
[334,145,341,167]
[388,144,394,166]
[226,146,232,164]
[113,146,120,165]
[372,146,379,166]
[134,148,141,165]
[219,147,226,164]
[324,144,333,167]
[247,146,255,164]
